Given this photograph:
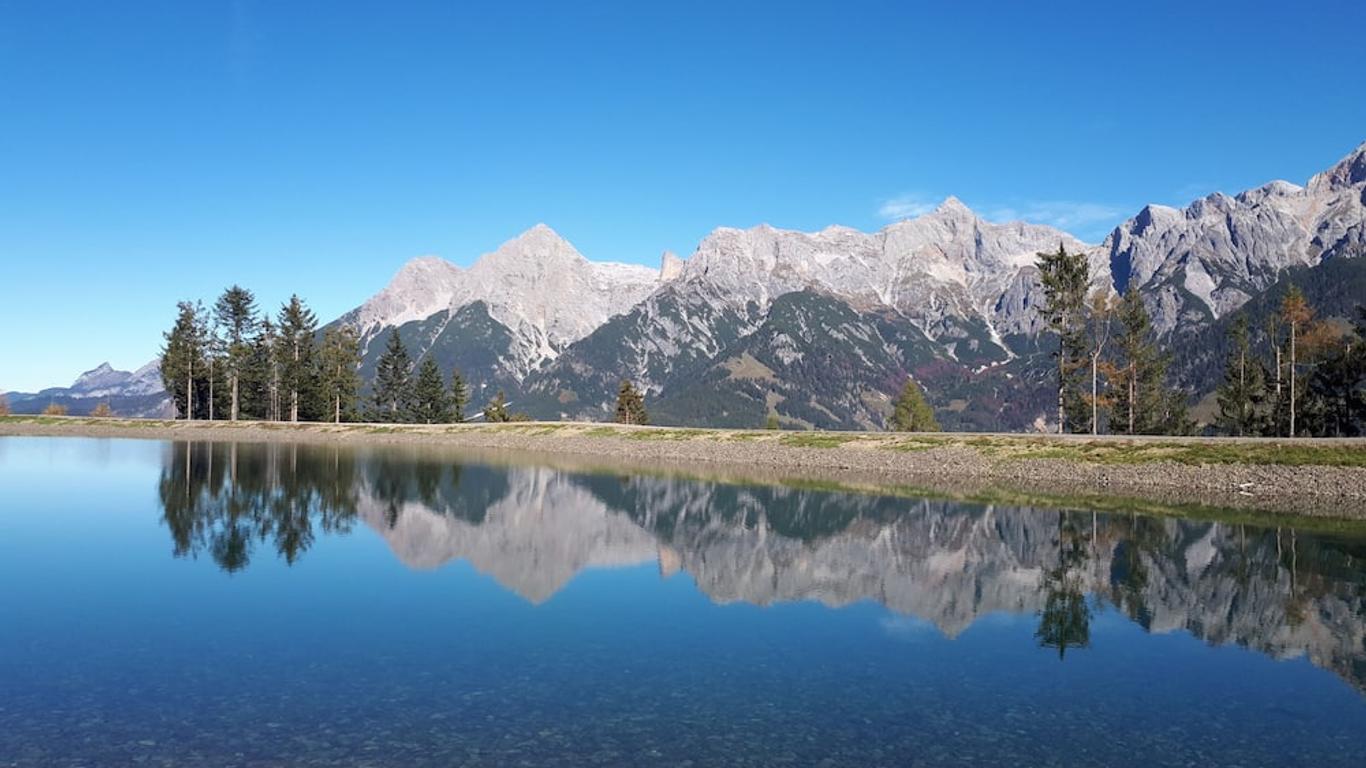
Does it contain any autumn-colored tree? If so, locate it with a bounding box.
[1084,289,1114,435]
[0,394,10,417]
[1279,285,1313,437]
[91,402,113,418]
[42,403,69,416]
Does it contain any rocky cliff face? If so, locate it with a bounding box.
[1102,142,1366,336]
[340,224,663,381]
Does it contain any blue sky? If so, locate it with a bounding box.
[2,0,1364,391]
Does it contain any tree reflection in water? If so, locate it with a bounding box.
[154,441,1366,692]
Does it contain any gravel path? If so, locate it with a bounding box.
[5,418,1366,520]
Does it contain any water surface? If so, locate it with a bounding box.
[2,437,1365,766]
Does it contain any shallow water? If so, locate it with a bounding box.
[1,436,1365,767]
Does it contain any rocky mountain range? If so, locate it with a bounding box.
[22,141,1364,429]
[340,141,1366,430]
[2,360,171,417]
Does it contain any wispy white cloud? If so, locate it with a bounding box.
[877,193,939,220]
[982,201,1125,232]
[879,615,936,641]
[1172,181,1220,203]
[876,192,1128,240]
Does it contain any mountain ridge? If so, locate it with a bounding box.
[23,141,1364,430]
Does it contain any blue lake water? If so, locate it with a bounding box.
[2,436,1365,767]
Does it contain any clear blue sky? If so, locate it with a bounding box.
[2,0,1364,392]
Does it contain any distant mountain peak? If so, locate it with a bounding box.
[934,195,973,215]
[659,251,685,281]
[1309,139,1366,191]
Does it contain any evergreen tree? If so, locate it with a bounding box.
[482,390,511,423]
[318,325,362,424]
[889,376,940,432]
[1109,288,1171,435]
[450,369,469,422]
[276,295,319,423]
[160,301,207,420]
[213,285,259,421]
[1036,244,1090,433]
[240,318,279,420]
[614,380,648,425]
[412,357,453,423]
[371,332,414,422]
[1215,315,1266,436]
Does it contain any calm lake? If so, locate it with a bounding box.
[1,436,1365,766]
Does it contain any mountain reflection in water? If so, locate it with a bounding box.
[158,440,1366,694]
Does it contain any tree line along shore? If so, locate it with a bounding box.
[2,249,1361,439]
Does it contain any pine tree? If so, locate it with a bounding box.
[1036,244,1090,433]
[450,369,469,422]
[615,380,648,425]
[412,357,453,423]
[213,285,259,421]
[1109,288,1171,435]
[1215,315,1266,436]
[371,332,414,422]
[889,376,940,431]
[483,390,511,423]
[241,317,279,420]
[318,325,362,424]
[276,295,319,423]
[160,301,207,420]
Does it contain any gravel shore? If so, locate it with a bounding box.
[5,418,1366,520]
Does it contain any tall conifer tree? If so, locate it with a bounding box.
[213,285,259,421]
[1036,244,1090,433]
[615,380,648,425]
[450,369,469,422]
[372,332,414,422]
[318,325,362,424]
[160,301,206,420]
[276,295,318,423]
[1215,315,1266,436]
[412,357,452,423]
